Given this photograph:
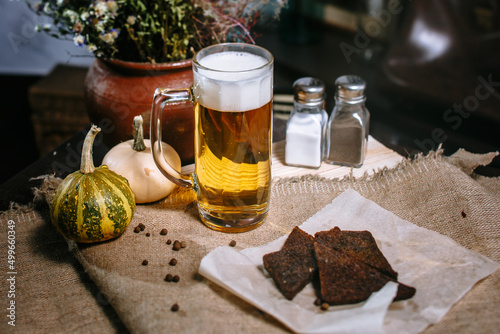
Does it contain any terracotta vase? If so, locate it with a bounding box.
[84,58,194,164]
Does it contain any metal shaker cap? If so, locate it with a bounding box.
[293,77,325,106]
[335,75,366,101]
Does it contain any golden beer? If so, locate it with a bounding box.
[193,101,272,231]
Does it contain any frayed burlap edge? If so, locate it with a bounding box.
[271,148,499,189]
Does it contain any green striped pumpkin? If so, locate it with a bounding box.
[50,125,136,243]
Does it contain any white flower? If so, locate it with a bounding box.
[43,3,51,14]
[63,9,79,23]
[127,15,136,25]
[107,1,118,14]
[95,1,108,17]
[81,12,90,21]
[73,34,85,46]
[95,22,106,33]
[100,32,115,44]
[87,44,97,52]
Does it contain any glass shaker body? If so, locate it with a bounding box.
[285,102,328,168]
[325,76,370,168]
[285,77,328,169]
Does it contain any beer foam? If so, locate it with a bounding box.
[194,51,273,112]
[199,51,268,72]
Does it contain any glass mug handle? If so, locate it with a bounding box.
[150,87,194,189]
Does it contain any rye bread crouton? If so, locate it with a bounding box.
[262,227,316,300]
[315,227,398,280]
[314,242,415,305]
[263,246,316,300]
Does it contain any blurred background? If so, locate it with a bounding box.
[1,0,499,186]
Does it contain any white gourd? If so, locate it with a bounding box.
[102,116,181,203]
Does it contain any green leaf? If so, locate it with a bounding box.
[136,1,147,12]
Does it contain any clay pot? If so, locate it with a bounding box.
[84,58,194,164]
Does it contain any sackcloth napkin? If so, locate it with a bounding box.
[1,137,499,334]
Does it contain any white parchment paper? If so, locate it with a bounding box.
[198,189,500,333]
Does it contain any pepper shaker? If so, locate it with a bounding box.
[325,75,370,167]
[285,77,328,168]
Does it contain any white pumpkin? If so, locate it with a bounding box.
[102,116,181,203]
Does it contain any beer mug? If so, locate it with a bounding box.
[151,43,273,233]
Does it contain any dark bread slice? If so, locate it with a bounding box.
[262,227,316,300]
[282,226,317,275]
[315,227,398,280]
[283,226,316,260]
[314,242,415,305]
[263,246,316,300]
[284,226,315,249]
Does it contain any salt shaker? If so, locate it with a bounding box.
[325,75,370,168]
[285,77,328,168]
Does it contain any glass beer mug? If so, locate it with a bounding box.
[151,43,274,233]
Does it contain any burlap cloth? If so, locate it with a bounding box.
[1,148,499,334]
